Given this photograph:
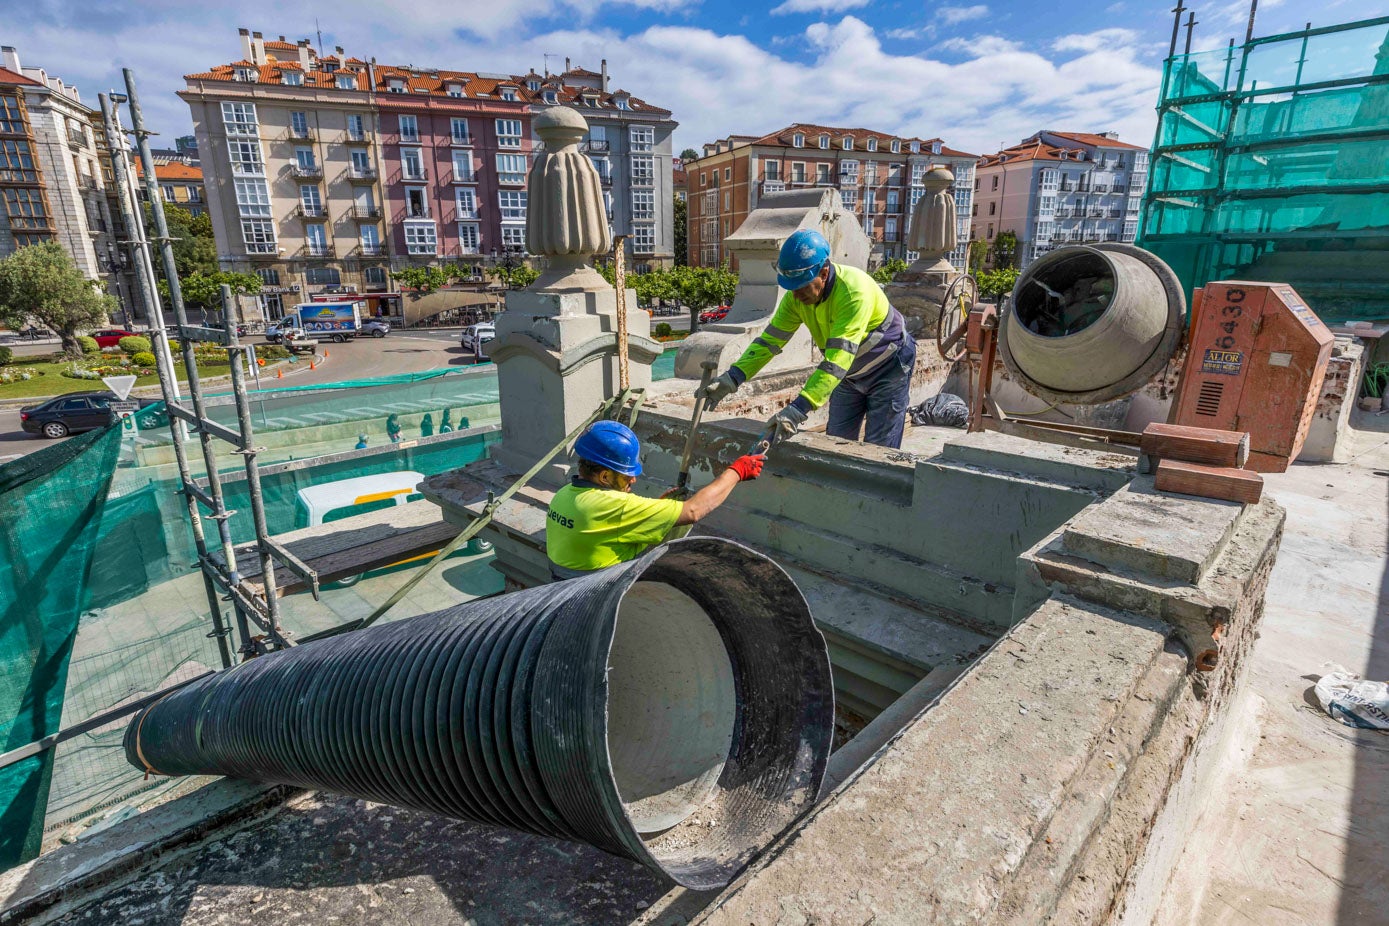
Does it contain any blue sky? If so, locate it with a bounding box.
[3,0,1384,157]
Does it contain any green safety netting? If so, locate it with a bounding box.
[1,352,684,862]
[1139,18,1389,322]
[0,426,122,868]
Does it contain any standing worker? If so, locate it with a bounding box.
[698,229,916,448]
[546,421,765,581]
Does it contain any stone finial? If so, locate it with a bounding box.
[526,106,612,292]
[905,166,960,275]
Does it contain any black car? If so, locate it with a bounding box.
[19,391,156,438]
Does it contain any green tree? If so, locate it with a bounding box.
[0,242,115,355]
[673,196,688,267]
[871,258,909,285]
[172,270,263,309]
[396,265,448,293]
[669,263,737,331]
[144,202,218,280]
[679,148,700,162]
[967,239,988,272]
[992,230,1019,269]
[977,267,1020,301]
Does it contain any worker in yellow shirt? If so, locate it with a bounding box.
[698,228,916,448]
[546,420,765,580]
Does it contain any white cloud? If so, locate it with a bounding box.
[1052,28,1141,53]
[0,11,1162,177]
[935,4,990,25]
[769,0,871,15]
[885,27,925,40]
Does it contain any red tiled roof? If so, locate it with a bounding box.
[0,66,42,87]
[135,161,204,181]
[978,141,1067,167]
[185,54,671,114]
[264,40,301,51]
[1043,131,1144,150]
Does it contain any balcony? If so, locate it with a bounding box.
[1059,181,1075,192]
[287,127,316,142]
[401,166,429,182]
[1088,208,1105,217]
[67,128,87,149]
[1109,209,1123,218]
[450,133,474,147]
[403,207,431,220]
[351,205,382,220]
[300,244,335,258]
[291,163,323,180]
[399,131,421,144]
[344,131,372,145]
[450,170,477,184]
[348,167,377,181]
[1093,184,1109,193]
[1113,185,1128,195]
[355,244,384,257]
[583,139,610,153]
[296,204,328,218]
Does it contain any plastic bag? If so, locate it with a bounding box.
[1314,667,1389,730]
[910,393,969,428]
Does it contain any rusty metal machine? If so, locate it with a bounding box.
[1172,281,1334,473]
[936,245,1334,474]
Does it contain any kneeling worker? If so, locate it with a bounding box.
[698,228,916,449]
[546,420,765,580]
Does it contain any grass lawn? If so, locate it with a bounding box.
[0,355,223,401]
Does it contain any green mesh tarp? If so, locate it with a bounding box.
[1139,18,1389,322]
[0,425,121,868]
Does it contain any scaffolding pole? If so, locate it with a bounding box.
[123,68,295,657]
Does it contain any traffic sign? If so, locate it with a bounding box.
[101,375,138,400]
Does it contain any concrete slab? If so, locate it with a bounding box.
[1062,474,1244,583]
[1151,459,1389,926]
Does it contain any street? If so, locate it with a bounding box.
[0,332,477,461]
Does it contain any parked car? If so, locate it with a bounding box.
[90,328,138,348]
[698,306,730,324]
[360,319,391,338]
[461,322,495,354]
[20,391,157,438]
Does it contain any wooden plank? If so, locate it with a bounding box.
[235,502,464,596]
[1154,458,1263,505]
[1141,422,1249,468]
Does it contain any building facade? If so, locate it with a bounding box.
[971,130,1149,269]
[684,124,976,271]
[184,30,677,322]
[0,47,118,299]
[135,161,206,217]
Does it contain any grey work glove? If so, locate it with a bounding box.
[768,403,808,442]
[698,371,740,411]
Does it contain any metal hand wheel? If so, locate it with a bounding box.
[935,274,978,362]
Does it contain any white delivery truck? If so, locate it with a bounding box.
[286,300,364,343]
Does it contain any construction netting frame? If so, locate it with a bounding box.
[1138,16,1389,322]
[0,425,122,868]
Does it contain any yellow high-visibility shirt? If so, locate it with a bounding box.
[732,263,893,408]
[546,479,683,572]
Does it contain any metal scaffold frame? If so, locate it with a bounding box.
[122,68,316,663]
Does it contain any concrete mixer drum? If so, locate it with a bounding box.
[998,243,1186,406]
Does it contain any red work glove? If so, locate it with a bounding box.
[728,454,766,482]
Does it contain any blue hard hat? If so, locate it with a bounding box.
[776,229,831,291]
[575,420,643,477]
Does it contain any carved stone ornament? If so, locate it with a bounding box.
[526,106,613,292]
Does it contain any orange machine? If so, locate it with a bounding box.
[1171,281,1333,473]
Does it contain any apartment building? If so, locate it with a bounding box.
[182,31,389,319]
[184,31,677,321]
[0,47,117,295]
[972,130,1149,269]
[135,161,206,217]
[685,124,976,271]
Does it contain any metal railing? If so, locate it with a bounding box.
[344,131,372,144]
[288,127,315,141]
[450,170,476,183]
[296,204,327,218]
[450,133,474,146]
[348,167,376,180]
[291,163,323,180]
[300,244,335,258]
[402,167,429,182]
[351,205,382,219]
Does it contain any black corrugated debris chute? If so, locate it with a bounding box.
[124,537,834,889]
